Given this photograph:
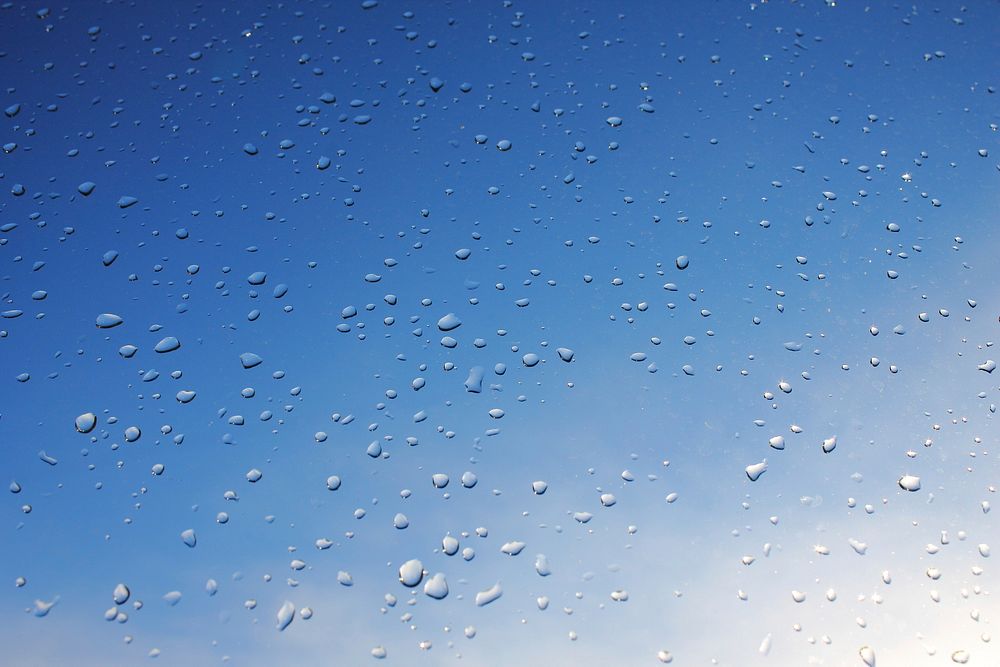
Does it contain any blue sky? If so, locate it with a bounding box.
[1,0,998,665]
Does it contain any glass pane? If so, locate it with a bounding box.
[2,1,996,664]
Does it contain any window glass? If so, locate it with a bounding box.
[2,2,997,665]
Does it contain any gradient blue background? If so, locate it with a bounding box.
[1,0,998,664]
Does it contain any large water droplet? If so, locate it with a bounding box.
[398,559,424,587]
[75,413,97,434]
[746,460,768,481]
[112,583,130,605]
[95,313,123,329]
[437,313,462,331]
[423,573,448,599]
[276,601,295,631]
[475,582,502,606]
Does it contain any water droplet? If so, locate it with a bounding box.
[153,337,180,353]
[95,313,123,329]
[398,559,424,587]
[475,582,502,606]
[75,413,97,434]
[423,573,448,599]
[32,597,58,617]
[437,313,462,331]
[500,541,525,556]
[442,535,459,555]
[276,601,295,631]
[113,583,130,605]
[465,366,484,393]
[746,460,768,481]
[240,353,263,369]
[556,347,575,362]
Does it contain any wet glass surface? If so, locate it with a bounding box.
[1,1,998,664]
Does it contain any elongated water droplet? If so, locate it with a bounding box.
[437,313,461,331]
[276,601,295,631]
[475,582,502,607]
[95,313,123,329]
[152,335,181,354]
[746,460,767,481]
